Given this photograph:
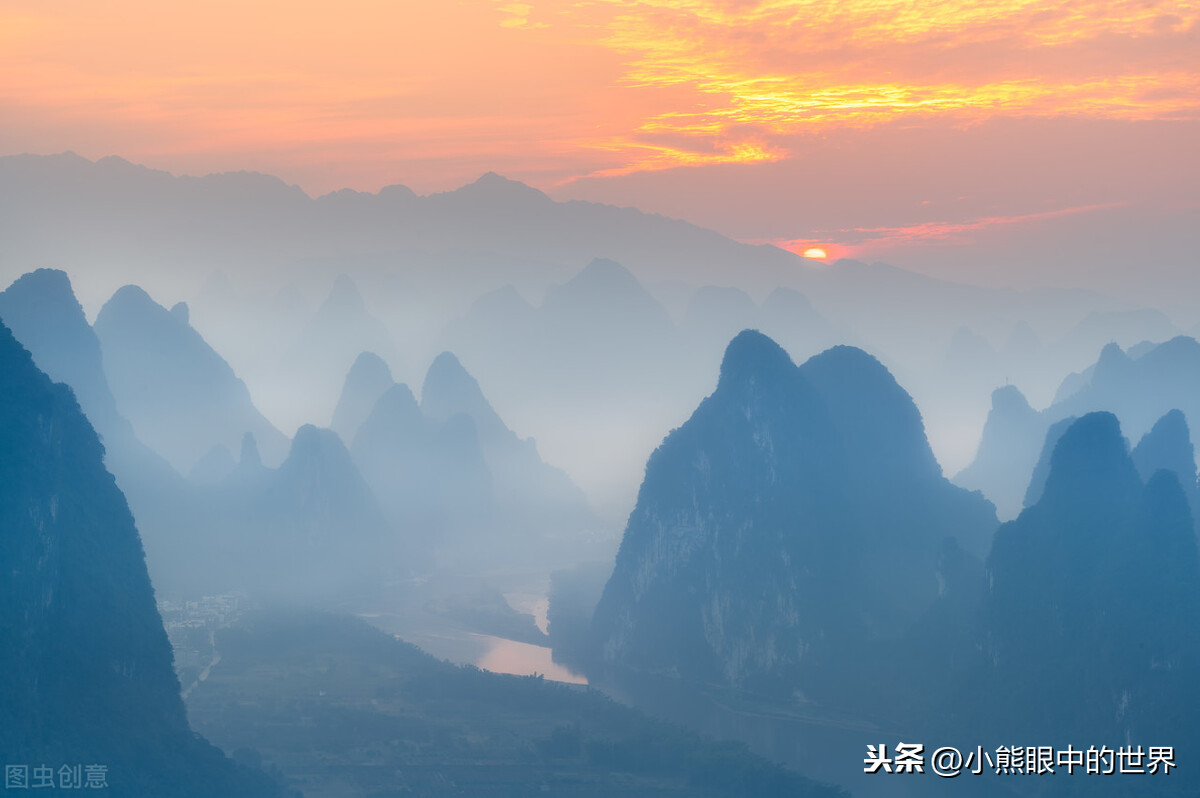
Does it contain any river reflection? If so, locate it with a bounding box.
[364,610,587,685]
[473,633,587,684]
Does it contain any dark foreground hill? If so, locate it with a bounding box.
[0,319,282,797]
[186,609,846,798]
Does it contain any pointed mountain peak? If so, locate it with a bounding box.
[3,267,75,301]
[456,172,551,203]
[717,329,795,391]
[762,286,816,314]
[1139,469,1198,555]
[98,284,192,334]
[1,269,88,336]
[1145,335,1200,361]
[801,344,941,479]
[350,382,425,458]
[290,423,336,454]
[285,426,361,474]
[346,351,393,387]
[1095,341,1129,371]
[1132,409,1195,486]
[378,183,417,202]
[239,432,262,470]
[425,350,469,381]
[421,352,498,426]
[688,285,756,313]
[1041,412,1139,510]
[368,383,422,425]
[471,284,535,316]
[189,443,235,484]
[170,301,189,325]
[320,274,366,315]
[1143,408,1190,443]
[802,344,898,389]
[570,257,639,292]
[948,325,996,353]
[330,351,395,443]
[0,269,127,437]
[105,283,160,314]
[991,384,1034,416]
[1003,320,1042,354]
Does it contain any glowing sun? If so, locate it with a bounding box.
[803,247,828,260]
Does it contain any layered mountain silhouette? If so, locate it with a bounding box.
[93,285,289,472]
[1131,409,1200,523]
[590,330,997,697]
[957,335,1200,520]
[0,271,199,572]
[0,269,125,437]
[0,153,804,298]
[351,380,492,546]
[954,385,1047,518]
[970,412,1200,746]
[0,318,280,796]
[330,350,394,443]
[421,352,594,535]
[152,422,411,602]
[350,351,596,567]
[278,274,399,422]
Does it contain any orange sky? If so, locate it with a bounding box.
[2,0,1197,271]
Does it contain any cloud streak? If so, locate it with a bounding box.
[0,0,1195,193]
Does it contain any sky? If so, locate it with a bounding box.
[2,0,1197,289]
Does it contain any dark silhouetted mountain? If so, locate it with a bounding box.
[186,610,847,798]
[1132,409,1200,527]
[94,284,289,471]
[0,319,281,796]
[1021,416,1078,509]
[591,330,997,699]
[960,336,1200,520]
[1132,409,1196,487]
[0,270,205,589]
[0,269,125,436]
[974,412,1200,745]
[330,350,394,444]
[954,385,1048,519]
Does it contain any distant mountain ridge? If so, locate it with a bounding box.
[0,152,808,301]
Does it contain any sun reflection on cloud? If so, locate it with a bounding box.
[766,202,1128,258]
